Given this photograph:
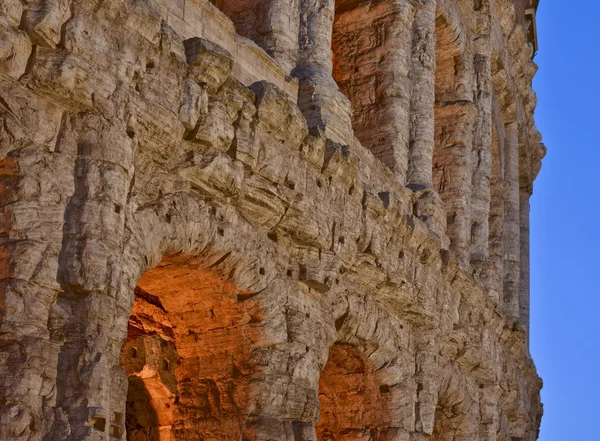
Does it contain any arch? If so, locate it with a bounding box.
[119,253,265,440]
[317,343,400,441]
[100,192,327,440]
[316,290,414,441]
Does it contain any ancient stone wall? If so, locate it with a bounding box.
[0,0,545,440]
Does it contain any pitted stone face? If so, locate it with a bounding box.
[0,0,544,440]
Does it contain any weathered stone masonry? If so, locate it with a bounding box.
[0,0,546,440]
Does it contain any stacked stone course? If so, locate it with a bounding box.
[0,0,545,440]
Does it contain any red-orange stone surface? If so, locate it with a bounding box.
[121,256,264,441]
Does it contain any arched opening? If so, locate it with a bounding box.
[317,343,397,441]
[120,254,263,440]
[332,0,410,169]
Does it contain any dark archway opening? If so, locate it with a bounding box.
[120,254,263,441]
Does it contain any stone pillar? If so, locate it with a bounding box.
[503,123,520,320]
[0,103,73,441]
[470,4,493,265]
[485,120,505,305]
[429,4,477,266]
[413,330,439,439]
[407,0,436,189]
[478,386,501,441]
[42,115,135,441]
[433,101,477,267]
[294,0,353,145]
[519,190,531,342]
[263,0,301,73]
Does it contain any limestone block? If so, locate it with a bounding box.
[20,0,71,47]
[178,78,208,130]
[0,21,32,80]
[184,37,234,93]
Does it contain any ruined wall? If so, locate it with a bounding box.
[0,0,545,440]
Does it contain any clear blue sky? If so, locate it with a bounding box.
[530,0,600,439]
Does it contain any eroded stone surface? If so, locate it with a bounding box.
[0,0,544,440]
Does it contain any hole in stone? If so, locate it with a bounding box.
[440,249,450,269]
[114,205,121,214]
[145,60,155,71]
[399,250,405,259]
[338,236,345,245]
[316,179,323,188]
[287,269,294,277]
[217,227,225,237]
[259,267,265,276]
[129,347,138,358]
[210,206,217,216]
[91,417,106,432]
[114,412,123,424]
[348,185,355,195]
[161,359,170,371]
[378,191,390,209]
[110,425,123,438]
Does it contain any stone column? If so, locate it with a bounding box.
[433,100,477,267]
[478,385,501,441]
[294,0,353,145]
[503,123,520,320]
[519,190,531,342]
[407,0,436,189]
[43,115,135,441]
[470,4,493,266]
[260,0,301,73]
[0,102,73,441]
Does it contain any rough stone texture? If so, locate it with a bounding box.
[0,0,545,440]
